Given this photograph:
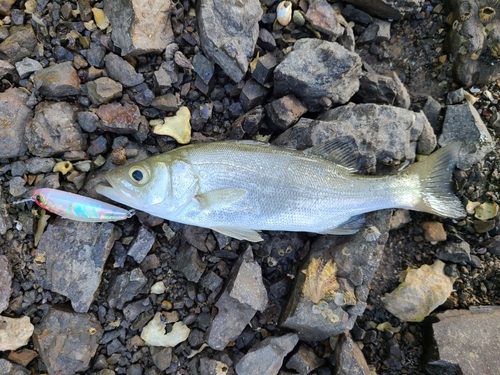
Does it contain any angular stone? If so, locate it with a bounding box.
[200,358,231,375]
[229,105,265,139]
[150,347,172,371]
[25,101,87,157]
[0,59,15,79]
[197,0,262,82]
[33,62,80,97]
[25,157,56,174]
[95,102,142,134]
[0,25,37,63]
[193,52,215,95]
[437,241,471,265]
[172,245,206,283]
[107,268,148,310]
[7,349,38,367]
[420,221,446,244]
[258,28,276,51]
[416,113,437,155]
[252,53,278,85]
[0,316,34,351]
[105,0,174,56]
[344,0,424,20]
[422,96,442,132]
[33,306,103,375]
[280,210,391,341]
[153,61,178,92]
[240,78,269,112]
[0,255,12,314]
[426,306,500,375]
[35,218,120,312]
[341,4,373,25]
[286,343,325,374]
[0,189,12,236]
[334,332,371,375]
[356,19,391,45]
[305,0,344,37]
[354,71,410,108]
[265,95,307,130]
[235,333,299,375]
[15,57,42,79]
[439,102,494,170]
[0,359,30,375]
[0,88,32,158]
[104,53,145,87]
[152,93,181,112]
[128,225,156,263]
[274,39,362,111]
[87,77,123,105]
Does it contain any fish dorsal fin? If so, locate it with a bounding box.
[304,138,359,172]
[211,226,263,242]
[195,188,247,210]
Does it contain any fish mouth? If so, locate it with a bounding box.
[95,176,133,205]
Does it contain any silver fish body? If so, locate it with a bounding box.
[96,141,465,241]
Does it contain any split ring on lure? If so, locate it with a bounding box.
[14,188,135,222]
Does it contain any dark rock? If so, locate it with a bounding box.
[0,255,12,314]
[105,0,174,56]
[286,343,325,374]
[87,135,108,156]
[150,347,172,371]
[183,225,211,252]
[35,218,120,312]
[0,60,15,79]
[127,225,156,263]
[252,53,278,85]
[95,102,142,134]
[344,0,424,20]
[417,116,437,155]
[0,25,37,63]
[193,52,215,95]
[77,111,100,133]
[191,103,213,131]
[104,53,144,87]
[334,332,371,375]
[128,83,154,107]
[197,0,262,82]
[265,95,308,130]
[172,245,206,283]
[422,96,442,132]
[274,38,362,112]
[25,157,56,174]
[425,306,500,375]
[258,28,276,51]
[200,357,231,375]
[356,18,391,45]
[123,299,152,322]
[10,161,26,176]
[0,189,11,236]
[0,359,30,375]
[26,101,87,157]
[0,88,32,158]
[9,177,26,197]
[152,93,181,112]
[33,306,103,374]
[229,105,264,138]
[354,71,410,108]
[341,4,373,25]
[87,77,123,105]
[437,241,471,265]
[235,333,299,375]
[446,88,465,105]
[305,0,344,37]
[107,268,148,310]
[240,78,269,112]
[483,235,500,255]
[33,62,81,97]
[438,102,494,170]
[153,61,178,92]
[86,43,106,68]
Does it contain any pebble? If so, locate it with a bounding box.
[95,102,141,134]
[240,78,269,112]
[87,77,123,105]
[0,88,32,158]
[0,359,30,375]
[8,176,26,197]
[140,313,190,347]
[285,343,325,373]
[265,94,308,130]
[33,62,81,97]
[14,57,42,78]
[104,53,145,87]
[420,221,447,244]
[335,332,372,375]
[252,53,277,85]
[127,225,156,263]
[0,316,33,350]
[0,25,37,63]
[107,268,148,310]
[305,0,344,37]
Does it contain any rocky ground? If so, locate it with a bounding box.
[1,0,500,374]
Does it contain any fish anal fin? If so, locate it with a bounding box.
[211,226,263,242]
[304,137,360,171]
[195,188,246,210]
[320,214,365,235]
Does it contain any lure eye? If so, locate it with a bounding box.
[35,194,43,203]
[128,165,149,185]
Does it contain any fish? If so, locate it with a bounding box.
[96,140,466,242]
[31,188,135,222]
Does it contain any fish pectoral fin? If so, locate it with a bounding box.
[320,214,365,235]
[304,137,360,172]
[195,188,247,210]
[211,226,263,242]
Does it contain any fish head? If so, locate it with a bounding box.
[96,155,173,212]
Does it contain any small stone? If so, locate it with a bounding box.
[33,62,81,97]
[87,135,108,156]
[7,349,38,367]
[0,88,32,158]
[335,332,372,375]
[107,268,148,310]
[390,209,411,230]
[0,256,12,313]
[305,0,344,37]
[104,53,145,87]
[240,78,269,112]
[153,61,178,92]
[191,103,213,131]
[150,347,172,371]
[172,245,206,283]
[110,147,127,165]
[151,93,181,112]
[91,7,109,30]
[0,359,30,375]
[152,106,191,144]
[150,281,166,294]
[474,219,495,234]
[265,95,307,130]
[437,241,471,265]
[128,225,156,263]
[14,57,42,78]
[0,25,37,64]
[96,102,141,134]
[0,60,15,79]
[286,343,325,374]
[252,53,278,85]
[200,358,230,375]
[356,19,391,45]
[422,96,442,132]
[87,77,123,105]
[77,111,99,132]
[341,4,373,26]
[25,157,56,174]
[420,221,446,244]
[0,316,33,351]
[140,313,190,347]
[193,52,215,88]
[8,176,26,197]
[258,28,276,51]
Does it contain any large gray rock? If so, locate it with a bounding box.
[235,333,299,375]
[105,0,174,56]
[279,210,391,341]
[426,306,500,375]
[274,39,362,112]
[35,218,120,312]
[0,88,32,158]
[444,0,500,87]
[305,0,344,37]
[439,102,494,170]
[197,0,262,82]
[25,101,87,157]
[0,255,12,314]
[344,0,424,20]
[33,306,103,375]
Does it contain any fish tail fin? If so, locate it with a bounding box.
[405,143,466,219]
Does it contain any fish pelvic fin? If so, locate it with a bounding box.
[406,143,466,219]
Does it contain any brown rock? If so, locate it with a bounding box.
[421,221,446,244]
[0,0,15,16]
[33,62,81,97]
[96,102,141,134]
[7,349,38,367]
[87,77,123,105]
[0,88,32,158]
[0,255,12,314]
[0,25,37,63]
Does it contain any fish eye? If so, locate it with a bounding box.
[128,165,149,185]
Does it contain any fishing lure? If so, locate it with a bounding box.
[21,188,135,222]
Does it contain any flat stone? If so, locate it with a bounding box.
[0,25,37,63]
[334,332,371,375]
[150,347,172,371]
[152,93,181,112]
[172,245,206,283]
[87,77,123,105]
[274,38,362,112]
[344,0,424,20]
[127,225,156,263]
[0,255,12,313]
[96,102,142,134]
[0,88,32,158]
[0,59,15,79]
[437,241,471,265]
[426,306,500,375]
[354,71,410,108]
[197,0,262,82]
[104,53,145,87]
[235,333,299,375]
[439,102,494,170]
[105,0,174,56]
[35,218,120,312]
[240,78,269,112]
[252,53,278,85]
[193,52,215,92]
[25,157,56,174]
[420,221,446,244]
[0,316,34,351]
[14,57,42,79]
[422,96,442,132]
[229,105,264,139]
[305,0,344,37]
[341,4,373,25]
[153,61,178,93]
[7,349,38,367]
[9,176,26,197]
[33,62,81,97]
[33,306,103,375]
[258,28,276,51]
[107,268,148,310]
[25,101,87,157]
[0,359,30,375]
[265,94,307,130]
[357,19,391,45]
[286,343,325,374]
